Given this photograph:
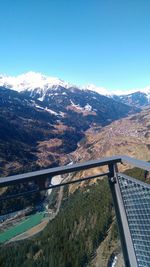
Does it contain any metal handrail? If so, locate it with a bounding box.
[0,155,150,189]
[0,155,122,187]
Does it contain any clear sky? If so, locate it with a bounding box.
[0,0,150,91]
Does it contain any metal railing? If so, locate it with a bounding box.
[1,155,150,189]
[1,155,150,267]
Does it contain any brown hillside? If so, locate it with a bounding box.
[69,107,150,192]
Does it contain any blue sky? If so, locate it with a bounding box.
[0,0,150,91]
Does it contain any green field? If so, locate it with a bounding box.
[0,212,44,243]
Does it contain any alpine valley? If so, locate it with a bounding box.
[0,72,141,176]
[1,72,150,267]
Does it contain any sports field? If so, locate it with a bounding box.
[0,212,44,243]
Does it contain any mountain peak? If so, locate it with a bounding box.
[1,71,150,103]
[82,84,109,95]
[0,71,110,96]
[0,71,72,92]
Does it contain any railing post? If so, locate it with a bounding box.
[108,163,138,267]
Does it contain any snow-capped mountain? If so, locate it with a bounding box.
[110,86,150,107]
[0,74,140,175]
[111,91,150,108]
[0,71,73,92]
[140,87,150,102]
[1,71,150,107]
[81,84,109,96]
[0,71,110,96]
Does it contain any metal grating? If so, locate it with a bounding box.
[118,175,150,267]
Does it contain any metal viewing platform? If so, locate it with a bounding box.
[1,155,150,267]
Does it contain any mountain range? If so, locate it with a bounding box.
[1,71,150,107]
[1,71,150,178]
[1,72,150,267]
[0,81,138,176]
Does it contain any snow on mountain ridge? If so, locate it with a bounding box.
[0,71,72,92]
[140,86,150,100]
[82,84,109,96]
[113,86,150,97]
[0,71,110,96]
[1,71,150,100]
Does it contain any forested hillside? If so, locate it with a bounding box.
[0,179,116,267]
[1,159,150,266]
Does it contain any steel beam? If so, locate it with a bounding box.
[0,156,122,187]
